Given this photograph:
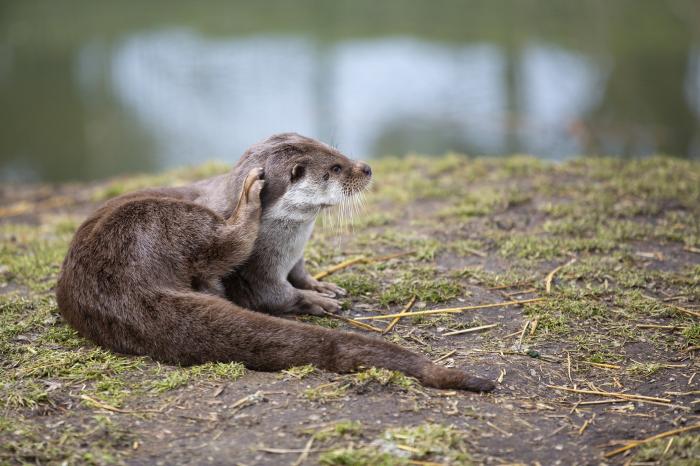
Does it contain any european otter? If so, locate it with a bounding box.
[56,133,495,392]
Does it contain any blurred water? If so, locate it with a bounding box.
[1,0,699,182]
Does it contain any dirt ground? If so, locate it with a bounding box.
[1,155,699,465]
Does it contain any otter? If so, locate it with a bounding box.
[56,133,495,392]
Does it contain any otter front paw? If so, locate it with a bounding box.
[310,280,347,298]
[230,167,265,226]
[291,290,341,316]
[243,167,265,205]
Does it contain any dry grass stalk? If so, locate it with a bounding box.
[544,257,577,293]
[504,288,537,296]
[547,385,671,403]
[636,324,687,330]
[578,399,627,406]
[581,361,622,370]
[321,310,384,333]
[355,298,545,321]
[79,394,161,414]
[382,295,416,335]
[665,390,700,396]
[670,304,700,318]
[443,323,498,336]
[460,246,487,257]
[641,294,700,318]
[313,251,414,280]
[663,438,674,455]
[291,436,314,466]
[529,318,539,335]
[432,349,457,363]
[604,422,700,458]
[258,447,324,454]
[487,280,533,290]
[516,320,530,349]
[578,414,595,435]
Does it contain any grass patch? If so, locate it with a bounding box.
[352,368,414,390]
[379,266,462,306]
[320,423,472,465]
[313,420,364,442]
[633,434,700,465]
[282,364,316,379]
[150,362,245,393]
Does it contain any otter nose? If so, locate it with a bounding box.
[359,162,372,177]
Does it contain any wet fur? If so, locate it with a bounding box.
[56,133,495,392]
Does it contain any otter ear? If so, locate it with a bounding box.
[291,164,305,182]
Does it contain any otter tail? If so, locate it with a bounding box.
[135,290,494,392]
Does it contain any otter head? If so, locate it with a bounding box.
[237,133,372,222]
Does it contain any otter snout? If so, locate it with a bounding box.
[357,162,372,177]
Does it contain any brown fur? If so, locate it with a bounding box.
[56,133,495,392]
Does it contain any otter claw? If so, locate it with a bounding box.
[243,167,265,201]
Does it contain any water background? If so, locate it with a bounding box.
[2,0,700,182]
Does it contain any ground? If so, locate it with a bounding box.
[1,155,699,466]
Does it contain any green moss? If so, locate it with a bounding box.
[633,434,700,465]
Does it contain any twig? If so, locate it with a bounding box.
[383,295,416,334]
[544,257,577,293]
[604,422,700,458]
[355,298,545,321]
[684,246,700,254]
[547,385,671,403]
[443,323,498,336]
[313,251,414,280]
[320,310,385,333]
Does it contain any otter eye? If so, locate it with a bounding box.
[331,164,342,174]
